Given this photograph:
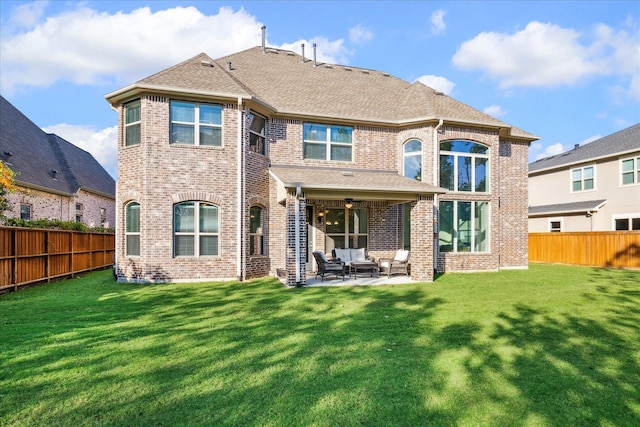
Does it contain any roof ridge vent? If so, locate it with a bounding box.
[344,67,352,71]
[341,171,354,176]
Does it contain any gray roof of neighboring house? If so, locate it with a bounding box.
[107,47,537,140]
[0,95,115,198]
[529,123,640,173]
[528,199,607,216]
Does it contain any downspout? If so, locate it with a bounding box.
[295,186,302,285]
[237,97,244,281]
[433,119,443,270]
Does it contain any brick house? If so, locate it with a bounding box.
[1,96,115,227]
[529,124,640,232]
[105,42,537,286]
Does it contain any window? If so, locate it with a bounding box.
[324,208,368,253]
[170,101,222,146]
[614,216,640,230]
[75,215,83,223]
[20,204,31,220]
[549,220,562,232]
[248,113,266,155]
[571,165,594,192]
[621,156,640,186]
[440,140,489,192]
[124,100,141,146]
[303,123,352,161]
[100,208,107,227]
[403,139,422,181]
[174,202,219,256]
[249,206,265,255]
[76,203,83,211]
[125,202,140,256]
[439,200,489,253]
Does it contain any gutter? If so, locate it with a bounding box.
[237,97,244,281]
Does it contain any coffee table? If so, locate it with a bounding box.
[350,261,379,279]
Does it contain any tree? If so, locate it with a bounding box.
[1,160,17,221]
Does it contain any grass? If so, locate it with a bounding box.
[0,264,639,427]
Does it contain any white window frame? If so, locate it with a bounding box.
[124,100,141,146]
[403,139,423,181]
[612,214,640,231]
[170,101,222,146]
[20,204,32,220]
[570,165,595,192]
[303,123,353,161]
[548,218,563,232]
[620,156,640,186]
[438,200,490,253]
[249,206,266,256]
[248,112,267,155]
[125,202,140,257]
[174,201,219,257]
[440,141,490,193]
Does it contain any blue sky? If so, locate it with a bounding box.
[1,0,638,179]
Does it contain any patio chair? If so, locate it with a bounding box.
[379,250,410,278]
[312,251,346,282]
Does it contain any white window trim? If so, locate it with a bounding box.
[303,123,353,162]
[439,200,491,253]
[124,100,141,147]
[248,112,267,155]
[440,145,490,193]
[403,139,423,181]
[570,164,596,193]
[170,101,223,147]
[125,202,140,257]
[611,213,640,231]
[548,218,563,232]
[174,202,219,257]
[619,155,640,187]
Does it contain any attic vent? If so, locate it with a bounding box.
[324,65,333,69]
[435,91,444,95]
[341,171,354,176]
[287,52,295,56]
[382,72,390,77]
[344,67,352,71]
[201,60,214,67]
[362,70,370,74]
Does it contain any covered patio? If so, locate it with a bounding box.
[269,165,447,287]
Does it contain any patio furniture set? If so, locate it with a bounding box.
[312,249,410,282]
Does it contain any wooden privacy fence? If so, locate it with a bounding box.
[0,227,115,292]
[529,231,640,269]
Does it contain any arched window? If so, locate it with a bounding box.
[249,206,265,255]
[125,202,140,256]
[174,202,219,256]
[403,139,422,181]
[440,140,489,192]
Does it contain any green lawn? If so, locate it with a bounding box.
[1,264,638,426]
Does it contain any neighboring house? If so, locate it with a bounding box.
[105,40,537,286]
[529,124,640,232]
[0,96,115,227]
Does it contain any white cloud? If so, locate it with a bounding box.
[0,5,262,94]
[535,142,566,160]
[415,75,455,95]
[579,134,602,145]
[43,123,118,179]
[483,105,507,117]
[349,24,373,44]
[279,37,352,65]
[452,20,640,94]
[430,9,446,35]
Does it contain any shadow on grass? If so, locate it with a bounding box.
[1,268,639,426]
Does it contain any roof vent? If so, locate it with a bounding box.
[261,25,266,53]
[313,43,317,66]
[51,169,58,178]
[201,60,214,67]
[382,72,390,77]
[574,144,580,149]
[3,150,12,161]
[344,67,352,71]
[301,43,305,63]
[341,171,354,176]
[227,61,233,71]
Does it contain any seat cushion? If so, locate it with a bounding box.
[394,250,410,262]
[351,248,366,262]
[334,248,351,262]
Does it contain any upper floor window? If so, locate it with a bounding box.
[571,165,594,192]
[621,156,640,186]
[174,202,219,257]
[440,140,489,192]
[125,202,140,256]
[170,101,222,146]
[248,113,266,155]
[403,139,422,181]
[124,100,141,146]
[249,206,265,256]
[303,123,352,161]
[20,204,31,220]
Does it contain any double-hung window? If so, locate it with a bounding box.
[303,123,353,161]
[125,202,140,256]
[174,202,219,256]
[621,156,640,186]
[439,200,489,253]
[124,100,141,146]
[571,165,594,192]
[170,101,222,146]
[440,140,489,192]
[248,113,266,155]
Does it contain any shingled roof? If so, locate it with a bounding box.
[106,46,537,140]
[529,123,640,173]
[0,96,115,198]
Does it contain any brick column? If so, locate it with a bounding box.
[410,196,435,282]
[285,191,307,287]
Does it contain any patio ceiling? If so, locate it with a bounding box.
[269,165,447,205]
